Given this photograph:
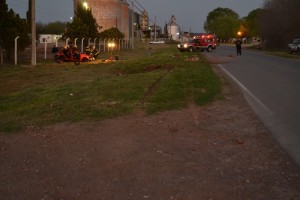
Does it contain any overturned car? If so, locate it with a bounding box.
[55,47,90,63]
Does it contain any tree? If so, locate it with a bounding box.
[99,27,124,39]
[259,0,300,49]
[37,21,66,35]
[204,7,240,40]
[63,3,99,40]
[0,0,30,62]
[244,9,262,38]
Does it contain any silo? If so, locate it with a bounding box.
[167,15,180,41]
[73,0,129,38]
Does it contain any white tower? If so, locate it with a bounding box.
[167,15,180,41]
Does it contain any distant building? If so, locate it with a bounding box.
[167,15,180,41]
[38,34,62,44]
[140,10,149,31]
[73,0,129,38]
[149,25,162,39]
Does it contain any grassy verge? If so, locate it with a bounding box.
[0,45,221,133]
[265,51,300,59]
[247,45,300,59]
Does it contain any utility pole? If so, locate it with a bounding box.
[131,1,134,50]
[31,0,36,66]
[154,16,157,41]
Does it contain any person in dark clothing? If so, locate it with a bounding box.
[85,46,91,55]
[235,38,242,55]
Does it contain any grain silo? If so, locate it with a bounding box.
[167,15,180,41]
[73,0,129,38]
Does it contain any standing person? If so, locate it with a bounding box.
[235,38,242,55]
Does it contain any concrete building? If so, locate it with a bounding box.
[73,0,130,38]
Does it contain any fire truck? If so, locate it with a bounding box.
[178,34,217,52]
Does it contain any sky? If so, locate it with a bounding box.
[6,0,265,33]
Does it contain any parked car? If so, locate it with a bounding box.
[149,40,165,44]
[288,38,300,54]
[55,48,90,63]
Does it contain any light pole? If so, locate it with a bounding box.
[131,0,135,49]
[31,0,36,66]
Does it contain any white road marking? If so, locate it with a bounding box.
[218,64,274,116]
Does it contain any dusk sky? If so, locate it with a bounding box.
[6,0,265,33]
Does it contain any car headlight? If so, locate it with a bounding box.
[178,44,180,48]
[184,44,188,48]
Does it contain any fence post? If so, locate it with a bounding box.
[75,38,78,47]
[99,38,102,52]
[66,38,69,47]
[44,41,47,60]
[81,38,85,53]
[15,36,19,65]
[94,38,97,46]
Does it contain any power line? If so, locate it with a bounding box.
[130,0,157,25]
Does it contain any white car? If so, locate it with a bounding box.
[149,40,165,44]
[288,38,300,54]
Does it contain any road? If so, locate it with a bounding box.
[205,45,300,165]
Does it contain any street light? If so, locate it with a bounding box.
[83,2,88,10]
[108,42,115,60]
[237,31,242,37]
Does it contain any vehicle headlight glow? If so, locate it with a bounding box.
[184,44,188,48]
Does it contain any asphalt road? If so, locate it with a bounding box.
[206,45,300,165]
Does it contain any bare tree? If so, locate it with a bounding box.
[260,0,300,49]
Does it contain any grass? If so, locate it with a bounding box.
[265,51,300,59]
[247,45,300,59]
[0,44,221,133]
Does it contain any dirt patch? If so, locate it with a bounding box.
[1,64,300,200]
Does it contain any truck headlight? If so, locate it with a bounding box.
[184,44,188,48]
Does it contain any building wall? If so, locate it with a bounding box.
[73,0,129,38]
[120,2,129,38]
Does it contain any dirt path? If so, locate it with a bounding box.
[1,65,300,200]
